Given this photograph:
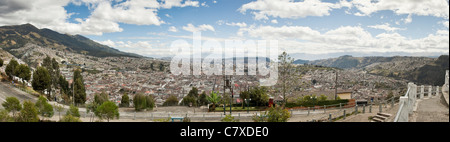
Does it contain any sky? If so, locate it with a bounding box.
[0,0,449,60]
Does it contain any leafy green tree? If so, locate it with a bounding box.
[94,92,109,105]
[239,91,250,108]
[181,96,197,107]
[146,95,155,110]
[5,58,19,79]
[221,114,239,122]
[18,101,39,122]
[66,105,80,117]
[60,114,82,122]
[198,91,208,106]
[1,97,22,117]
[278,51,301,105]
[120,93,130,107]
[266,107,291,122]
[249,87,269,106]
[54,104,64,120]
[59,75,70,102]
[95,101,119,122]
[32,67,51,95]
[163,95,178,106]
[35,96,54,118]
[133,94,154,111]
[207,91,221,111]
[73,69,86,105]
[14,64,31,85]
[0,109,14,122]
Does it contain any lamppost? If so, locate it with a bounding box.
[245,98,252,113]
[312,96,317,111]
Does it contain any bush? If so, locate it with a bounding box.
[286,99,349,108]
[221,115,239,122]
[120,93,130,107]
[267,107,291,122]
[0,109,14,122]
[133,94,155,111]
[17,101,39,122]
[66,105,80,117]
[163,95,178,106]
[183,117,191,122]
[2,97,22,116]
[60,114,82,122]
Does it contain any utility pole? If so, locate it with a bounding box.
[335,70,338,100]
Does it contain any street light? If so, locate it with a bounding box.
[312,96,317,111]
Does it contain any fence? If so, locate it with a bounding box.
[393,83,442,122]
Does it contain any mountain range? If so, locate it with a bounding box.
[0,24,141,58]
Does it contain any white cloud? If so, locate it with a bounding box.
[367,23,404,32]
[271,20,278,24]
[182,23,215,32]
[226,22,247,28]
[239,0,351,20]
[238,25,449,55]
[0,0,201,35]
[351,0,449,19]
[402,14,412,24]
[168,26,178,32]
[443,21,449,28]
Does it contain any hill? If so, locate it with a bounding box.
[0,24,142,58]
[406,55,449,86]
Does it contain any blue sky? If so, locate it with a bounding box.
[1,0,449,60]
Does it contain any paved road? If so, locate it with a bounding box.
[0,82,37,109]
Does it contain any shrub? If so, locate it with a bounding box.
[60,114,82,122]
[221,115,239,122]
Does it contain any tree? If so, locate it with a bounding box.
[18,101,39,122]
[249,87,269,106]
[133,94,154,111]
[163,95,178,106]
[120,93,130,107]
[54,104,64,120]
[73,69,87,105]
[1,97,22,117]
[59,75,70,101]
[66,105,80,117]
[239,91,250,108]
[95,101,119,122]
[278,51,301,106]
[198,91,208,106]
[207,91,221,111]
[181,96,197,107]
[14,64,31,85]
[266,107,291,122]
[35,96,54,118]
[5,58,19,79]
[0,109,14,122]
[32,67,51,95]
[94,92,109,105]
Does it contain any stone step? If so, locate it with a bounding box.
[374,115,387,120]
[377,113,392,118]
[372,117,384,122]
